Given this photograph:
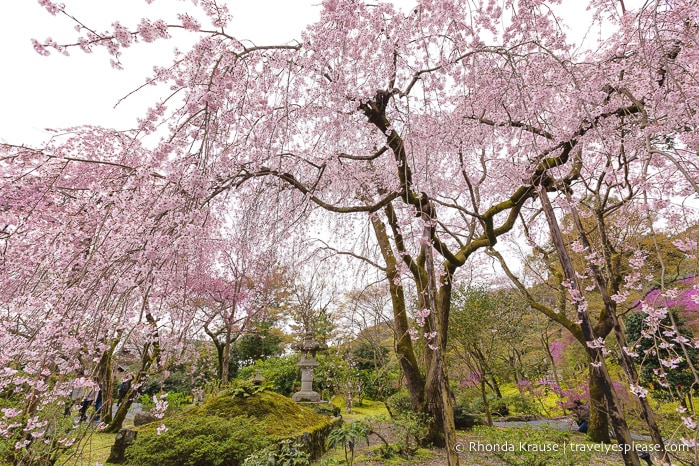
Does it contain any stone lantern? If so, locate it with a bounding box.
[292,330,327,402]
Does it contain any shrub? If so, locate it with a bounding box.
[237,355,298,396]
[505,394,540,416]
[472,425,592,466]
[390,412,431,456]
[126,415,269,466]
[166,392,192,414]
[385,390,412,418]
[136,393,155,410]
[488,397,510,417]
[228,379,266,398]
[470,395,509,417]
[310,403,341,417]
[468,394,541,417]
[326,422,370,466]
[243,439,310,466]
[453,405,482,430]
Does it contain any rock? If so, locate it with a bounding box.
[134,412,159,427]
[106,429,137,464]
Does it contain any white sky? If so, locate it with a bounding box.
[0,0,331,145]
[0,0,601,147]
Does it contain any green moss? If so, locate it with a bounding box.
[189,389,331,437]
[126,415,268,466]
[122,389,338,465]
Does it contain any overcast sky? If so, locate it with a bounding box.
[0,0,330,145]
[1,0,600,147]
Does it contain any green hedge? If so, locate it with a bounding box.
[125,416,269,466]
[121,388,338,465]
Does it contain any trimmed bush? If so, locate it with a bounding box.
[121,388,338,465]
[306,402,341,417]
[125,416,268,466]
[453,406,482,430]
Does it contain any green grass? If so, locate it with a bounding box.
[331,397,388,423]
[56,431,115,466]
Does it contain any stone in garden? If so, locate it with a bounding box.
[292,331,327,403]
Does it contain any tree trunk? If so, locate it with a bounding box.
[481,376,493,426]
[97,354,115,424]
[538,187,639,466]
[611,316,668,463]
[421,205,459,466]
[587,368,611,443]
[106,387,136,434]
[221,333,231,386]
[204,325,225,386]
[105,312,161,433]
[490,374,502,399]
[370,213,425,412]
[569,200,668,463]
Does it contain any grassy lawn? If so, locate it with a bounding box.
[51,397,676,466]
[339,398,390,423]
[315,396,634,466]
[56,431,115,466]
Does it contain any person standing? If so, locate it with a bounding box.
[94,377,103,422]
[64,372,87,416]
[79,377,99,422]
[116,373,133,406]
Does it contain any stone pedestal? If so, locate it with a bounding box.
[291,331,327,403]
[292,357,321,402]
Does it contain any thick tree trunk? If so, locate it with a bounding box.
[97,354,115,424]
[204,326,225,386]
[105,312,161,433]
[370,215,425,411]
[106,387,136,434]
[421,208,459,466]
[372,205,458,465]
[587,367,611,443]
[95,339,119,424]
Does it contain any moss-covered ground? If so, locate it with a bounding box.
[56,431,115,466]
[315,397,632,465]
[55,393,672,466]
[186,388,332,438]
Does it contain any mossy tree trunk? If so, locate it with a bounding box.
[538,187,640,466]
[490,244,617,445]
[370,214,425,412]
[95,336,121,424]
[104,312,161,434]
[481,376,493,426]
[587,367,611,443]
[570,204,668,463]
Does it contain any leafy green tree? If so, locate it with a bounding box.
[229,320,286,377]
[449,286,529,425]
[237,355,299,396]
[625,309,699,405]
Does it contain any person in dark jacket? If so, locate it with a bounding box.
[116,373,133,406]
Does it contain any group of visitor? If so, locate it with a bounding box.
[63,370,134,423]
